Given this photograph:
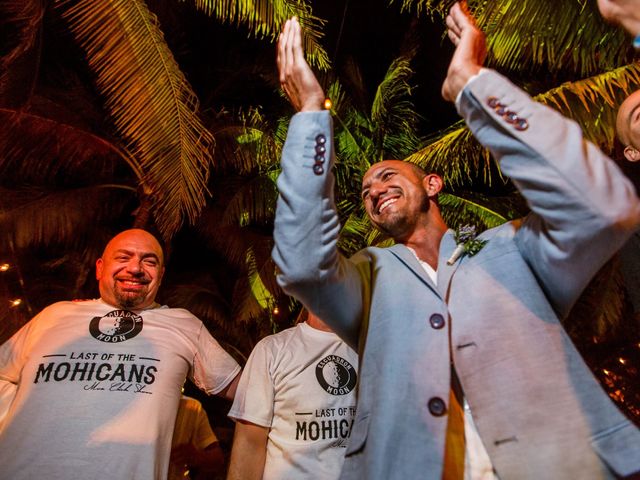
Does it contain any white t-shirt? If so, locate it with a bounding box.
[169,395,218,480]
[0,299,240,480]
[229,322,359,480]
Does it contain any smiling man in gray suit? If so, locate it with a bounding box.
[273,3,640,479]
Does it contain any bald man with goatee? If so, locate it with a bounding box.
[0,229,241,479]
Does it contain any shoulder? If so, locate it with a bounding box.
[480,220,521,240]
[255,325,299,351]
[36,299,97,317]
[145,306,202,322]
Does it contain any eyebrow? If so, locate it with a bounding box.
[362,167,396,191]
[114,249,161,263]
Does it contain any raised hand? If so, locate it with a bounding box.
[277,17,326,112]
[441,1,487,103]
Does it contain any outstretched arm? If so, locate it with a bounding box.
[441,2,640,316]
[272,18,365,347]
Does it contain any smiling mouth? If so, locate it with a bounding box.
[377,197,398,214]
[117,279,149,289]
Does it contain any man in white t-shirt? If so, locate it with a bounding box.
[169,395,224,480]
[227,311,358,480]
[0,229,241,479]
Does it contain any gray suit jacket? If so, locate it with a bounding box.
[273,69,640,479]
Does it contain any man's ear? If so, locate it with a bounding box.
[96,258,103,281]
[624,145,640,163]
[423,174,444,197]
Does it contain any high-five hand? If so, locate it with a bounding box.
[441,2,487,102]
[277,17,326,112]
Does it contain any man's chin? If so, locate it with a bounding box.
[374,219,406,239]
[115,292,147,310]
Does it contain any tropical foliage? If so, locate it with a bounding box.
[1,0,640,421]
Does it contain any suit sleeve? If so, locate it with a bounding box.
[272,111,366,348]
[458,69,640,318]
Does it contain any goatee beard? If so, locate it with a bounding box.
[115,292,146,310]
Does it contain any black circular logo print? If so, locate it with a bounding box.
[315,355,357,395]
[89,310,143,343]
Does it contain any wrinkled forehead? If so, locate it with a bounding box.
[103,230,164,263]
[362,160,409,188]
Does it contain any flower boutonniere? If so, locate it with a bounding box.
[447,224,487,265]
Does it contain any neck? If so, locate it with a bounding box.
[398,217,448,270]
[306,316,333,332]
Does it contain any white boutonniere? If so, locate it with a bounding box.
[447,224,487,265]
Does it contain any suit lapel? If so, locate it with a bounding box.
[388,230,461,302]
[388,243,441,300]
[437,230,461,300]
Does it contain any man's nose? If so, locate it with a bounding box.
[368,182,386,203]
[126,260,143,274]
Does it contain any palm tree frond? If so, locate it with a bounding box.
[0,0,43,107]
[0,107,135,183]
[0,185,137,250]
[534,63,640,152]
[438,192,522,231]
[57,0,214,239]
[191,0,330,70]
[371,57,423,160]
[475,0,633,79]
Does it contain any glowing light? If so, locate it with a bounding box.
[618,357,627,365]
[273,307,280,315]
[324,98,332,110]
[602,369,610,376]
[9,298,22,307]
[0,263,10,272]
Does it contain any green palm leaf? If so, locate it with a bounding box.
[371,57,424,160]
[191,0,330,70]
[390,0,633,79]
[438,192,523,230]
[57,0,214,239]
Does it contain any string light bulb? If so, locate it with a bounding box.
[0,263,10,272]
[9,298,22,307]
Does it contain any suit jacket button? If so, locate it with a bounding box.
[505,111,519,123]
[515,118,529,131]
[429,313,445,329]
[315,154,325,164]
[316,134,326,145]
[487,97,500,108]
[315,144,326,154]
[313,163,324,175]
[428,397,447,416]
